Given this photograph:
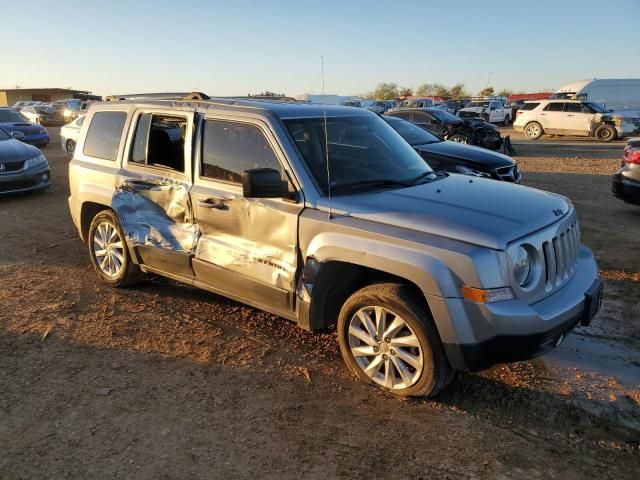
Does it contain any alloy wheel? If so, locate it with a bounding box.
[347,306,424,389]
[92,221,125,278]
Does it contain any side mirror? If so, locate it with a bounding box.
[11,131,25,141]
[243,168,291,198]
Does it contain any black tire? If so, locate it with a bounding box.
[87,210,143,287]
[524,121,544,140]
[503,115,510,126]
[594,124,616,142]
[337,283,453,397]
[66,140,76,160]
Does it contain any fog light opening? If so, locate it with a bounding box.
[42,173,50,182]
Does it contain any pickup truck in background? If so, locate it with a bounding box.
[458,97,512,125]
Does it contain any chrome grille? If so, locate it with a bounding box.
[0,161,25,173]
[542,220,580,288]
[495,165,521,183]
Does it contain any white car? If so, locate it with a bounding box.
[458,99,511,125]
[60,116,85,158]
[513,99,640,142]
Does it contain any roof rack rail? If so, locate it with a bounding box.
[104,92,210,102]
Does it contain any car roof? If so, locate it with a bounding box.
[94,97,373,120]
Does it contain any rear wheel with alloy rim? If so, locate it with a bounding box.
[337,283,452,397]
[88,210,143,287]
[524,121,543,140]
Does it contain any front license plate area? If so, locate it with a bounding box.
[581,280,604,326]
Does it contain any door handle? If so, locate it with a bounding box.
[566,114,574,117]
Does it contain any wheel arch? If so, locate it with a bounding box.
[302,234,461,332]
[306,260,431,333]
[80,201,112,242]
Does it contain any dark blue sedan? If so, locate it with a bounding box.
[0,126,51,194]
[0,107,50,147]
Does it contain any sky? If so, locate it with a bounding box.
[2,0,639,98]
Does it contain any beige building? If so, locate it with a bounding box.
[0,88,100,107]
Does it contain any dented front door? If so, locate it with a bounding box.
[190,116,302,315]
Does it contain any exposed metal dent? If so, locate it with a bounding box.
[113,178,199,252]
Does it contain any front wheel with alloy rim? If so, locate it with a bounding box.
[337,283,452,397]
[524,121,543,140]
[594,124,616,142]
[88,210,143,287]
[66,140,76,160]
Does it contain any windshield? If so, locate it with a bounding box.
[0,110,28,122]
[384,117,441,145]
[428,109,460,123]
[0,127,10,141]
[467,101,489,108]
[284,115,433,195]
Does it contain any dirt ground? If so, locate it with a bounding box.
[1,128,639,479]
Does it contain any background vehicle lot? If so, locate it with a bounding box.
[0,129,639,478]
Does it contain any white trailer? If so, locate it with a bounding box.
[551,79,640,112]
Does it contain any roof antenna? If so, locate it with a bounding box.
[321,55,332,220]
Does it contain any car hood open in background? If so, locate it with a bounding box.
[415,140,514,169]
[0,138,40,163]
[323,174,570,250]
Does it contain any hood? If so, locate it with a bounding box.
[0,121,44,134]
[415,141,514,169]
[0,138,41,163]
[323,174,570,250]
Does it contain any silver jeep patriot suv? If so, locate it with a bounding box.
[68,94,603,397]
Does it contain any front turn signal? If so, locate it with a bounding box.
[461,286,514,303]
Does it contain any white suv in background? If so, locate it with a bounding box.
[513,99,640,142]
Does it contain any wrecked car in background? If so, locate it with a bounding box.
[514,99,640,142]
[68,94,602,398]
[384,116,520,182]
[60,115,85,159]
[385,107,504,150]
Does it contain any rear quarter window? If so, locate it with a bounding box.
[520,102,540,111]
[83,111,127,161]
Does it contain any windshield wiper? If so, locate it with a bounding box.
[330,178,415,192]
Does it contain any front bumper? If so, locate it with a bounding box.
[427,245,600,372]
[0,166,51,194]
[22,132,50,146]
[615,123,640,139]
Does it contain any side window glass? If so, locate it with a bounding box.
[130,113,151,164]
[83,111,127,161]
[201,120,283,183]
[543,103,564,112]
[128,113,186,172]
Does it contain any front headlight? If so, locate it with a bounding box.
[512,246,531,287]
[64,109,72,117]
[25,153,48,169]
